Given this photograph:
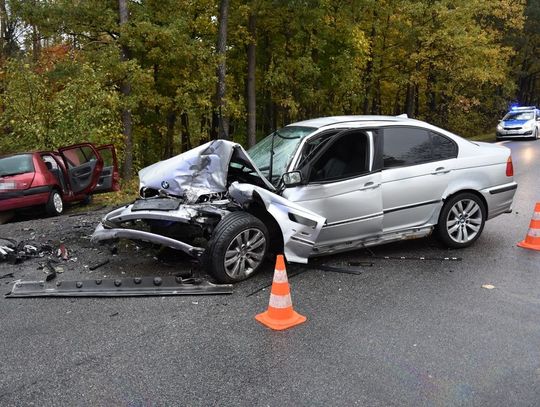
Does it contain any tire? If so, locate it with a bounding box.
[437,193,486,248]
[45,189,64,216]
[204,212,269,283]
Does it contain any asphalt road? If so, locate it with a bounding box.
[1,138,540,406]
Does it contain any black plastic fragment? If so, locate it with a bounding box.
[89,259,109,271]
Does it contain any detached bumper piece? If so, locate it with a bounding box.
[5,276,233,298]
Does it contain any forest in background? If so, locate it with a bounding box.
[0,0,539,179]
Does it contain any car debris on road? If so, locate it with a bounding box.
[5,276,233,298]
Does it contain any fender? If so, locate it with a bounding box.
[228,182,326,263]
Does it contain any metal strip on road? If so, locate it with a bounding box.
[5,276,233,298]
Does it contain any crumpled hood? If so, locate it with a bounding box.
[139,140,274,201]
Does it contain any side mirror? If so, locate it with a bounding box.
[282,171,304,187]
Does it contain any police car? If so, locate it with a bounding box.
[496,106,540,140]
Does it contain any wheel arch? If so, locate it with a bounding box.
[244,192,285,256]
[441,189,488,219]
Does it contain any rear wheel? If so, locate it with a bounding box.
[437,193,485,248]
[205,212,268,283]
[45,189,64,216]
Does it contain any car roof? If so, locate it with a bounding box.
[284,115,481,149]
[287,115,410,129]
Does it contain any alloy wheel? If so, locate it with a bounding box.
[445,199,483,244]
[223,228,266,280]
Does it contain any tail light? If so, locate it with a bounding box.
[506,156,514,177]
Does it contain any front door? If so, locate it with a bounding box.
[58,144,103,195]
[283,129,383,248]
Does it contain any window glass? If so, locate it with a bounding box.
[503,111,534,121]
[0,154,34,176]
[63,146,97,168]
[297,131,339,169]
[248,126,315,184]
[431,133,457,160]
[309,131,368,182]
[383,127,432,168]
[98,149,113,167]
[41,155,59,170]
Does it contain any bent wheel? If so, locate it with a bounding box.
[205,212,268,283]
[437,193,486,248]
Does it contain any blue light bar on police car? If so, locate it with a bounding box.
[511,106,536,111]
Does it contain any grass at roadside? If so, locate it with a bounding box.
[469,132,496,142]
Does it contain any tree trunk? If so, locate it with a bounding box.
[362,18,377,114]
[405,81,415,118]
[165,112,176,158]
[181,112,191,152]
[215,0,229,140]
[246,11,256,147]
[0,0,6,59]
[118,0,134,180]
[31,25,40,62]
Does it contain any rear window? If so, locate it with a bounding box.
[0,154,35,177]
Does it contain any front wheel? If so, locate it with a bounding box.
[204,212,268,283]
[45,190,64,216]
[437,193,486,248]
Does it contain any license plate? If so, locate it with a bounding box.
[131,198,181,211]
[0,182,16,190]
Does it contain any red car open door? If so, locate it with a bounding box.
[93,144,120,193]
[58,143,103,195]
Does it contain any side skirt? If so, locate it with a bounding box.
[311,226,434,257]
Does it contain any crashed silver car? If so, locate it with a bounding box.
[92,116,517,282]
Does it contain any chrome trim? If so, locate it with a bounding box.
[383,199,441,215]
[323,212,384,228]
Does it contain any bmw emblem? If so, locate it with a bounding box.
[161,181,169,189]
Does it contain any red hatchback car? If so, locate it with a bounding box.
[0,143,119,216]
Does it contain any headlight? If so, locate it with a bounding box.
[497,124,503,131]
[522,121,532,130]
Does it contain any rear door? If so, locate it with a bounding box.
[58,144,103,195]
[93,144,120,193]
[379,126,458,232]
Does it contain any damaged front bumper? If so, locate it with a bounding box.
[92,182,327,265]
[91,199,231,257]
[92,223,205,257]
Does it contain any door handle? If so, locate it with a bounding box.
[431,167,450,175]
[359,182,380,191]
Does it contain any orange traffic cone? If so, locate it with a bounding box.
[255,255,307,331]
[518,203,540,251]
